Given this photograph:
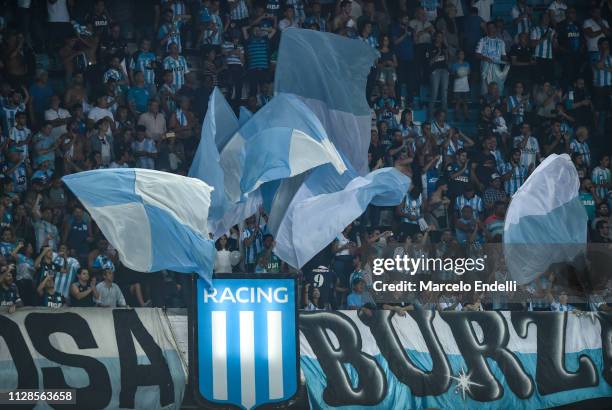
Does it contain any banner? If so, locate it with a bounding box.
[300,310,612,409]
[0,308,186,410]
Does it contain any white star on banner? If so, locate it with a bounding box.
[449,368,484,401]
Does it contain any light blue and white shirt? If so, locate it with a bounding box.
[507,95,531,126]
[530,26,555,59]
[511,4,532,35]
[158,21,183,52]
[229,0,249,21]
[455,195,484,219]
[163,55,189,91]
[202,13,223,46]
[52,253,80,299]
[242,227,264,265]
[401,193,422,224]
[513,135,540,169]
[129,51,157,85]
[1,103,26,131]
[131,138,157,169]
[592,166,611,199]
[175,108,188,127]
[499,162,527,196]
[9,126,31,159]
[592,52,612,87]
[570,139,591,167]
[475,36,506,63]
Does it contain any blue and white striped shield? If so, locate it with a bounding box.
[196,277,298,409]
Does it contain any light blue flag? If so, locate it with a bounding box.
[225,93,347,200]
[274,167,410,268]
[275,28,378,175]
[504,154,588,284]
[63,169,216,284]
[189,87,239,221]
[239,106,253,126]
[269,29,406,268]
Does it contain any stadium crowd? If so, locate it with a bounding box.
[0,0,610,313]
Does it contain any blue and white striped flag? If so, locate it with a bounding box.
[275,167,410,268]
[63,169,216,284]
[504,154,588,284]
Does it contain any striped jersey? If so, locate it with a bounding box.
[158,20,183,52]
[592,52,612,87]
[9,126,31,158]
[455,194,484,219]
[103,68,125,83]
[129,51,157,85]
[401,193,422,224]
[286,0,306,22]
[165,0,187,17]
[175,108,188,127]
[163,55,189,91]
[1,103,26,131]
[513,135,539,169]
[511,5,532,35]
[592,166,611,199]
[570,139,591,167]
[530,26,555,59]
[202,13,223,46]
[445,138,464,157]
[361,35,379,49]
[229,0,249,21]
[52,253,80,299]
[222,41,244,66]
[242,227,264,265]
[131,138,157,169]
[247,37,269,70]
[475,36,506,63]
[507,95,531,125]
[499,162,527,196]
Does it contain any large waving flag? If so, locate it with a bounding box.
[238,94,347,196]
[63,169,216,284]
[275,167,410,268]
[503,154,588,284]
[189,87,239,221]
[275,28,378,175]
[268,29,396,267]
[189,88,262,238]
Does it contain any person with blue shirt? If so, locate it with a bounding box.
[346,276,374,310]
[244,24,276,96]
[33,122,56,169]
[390,15,416,103]
[127,71,151,115]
